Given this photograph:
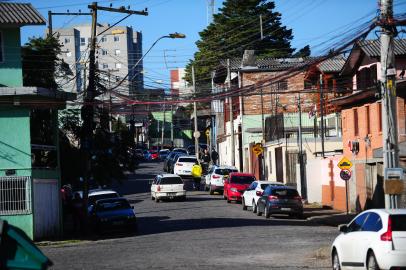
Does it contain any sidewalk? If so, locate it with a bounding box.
[303,204,356,227]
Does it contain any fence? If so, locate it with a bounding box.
[0,176,32,215]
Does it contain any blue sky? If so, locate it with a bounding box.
[22,0,405,88]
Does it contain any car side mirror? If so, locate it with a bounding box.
[338,224,348,233]
[256,191,263,196]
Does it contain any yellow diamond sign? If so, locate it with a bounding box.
[338,156,352,170]
[252,143,264,156]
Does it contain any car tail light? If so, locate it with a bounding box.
[256,191,263,196]
[157,185,161,192]
[268,195,278,201]
[381,216,392,241]
[213,175,220,179]
[294,195,302,202]
[176,163,183,166]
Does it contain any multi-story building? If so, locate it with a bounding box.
[55,24,143,95]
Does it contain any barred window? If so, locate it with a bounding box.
[0,176,32,215]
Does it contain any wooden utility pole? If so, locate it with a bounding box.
[319,74,325,158]
[298,93,306,199]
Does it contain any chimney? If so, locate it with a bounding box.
[242,50,256,67]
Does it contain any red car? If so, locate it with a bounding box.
[150,151,159,160]
[223,172,256,203]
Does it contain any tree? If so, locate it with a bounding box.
[293,45,311,58]
[22,36,71,89]
[185,0,294,91]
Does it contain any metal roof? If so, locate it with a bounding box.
[317,55,346,73]
[0,3,45,26]
[358,39,406,58]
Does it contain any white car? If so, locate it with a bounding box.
[173,156,199,178]
[204,165,238,195]
[151,174,186,202]
[331,209,406,270]
[241,180,285,213]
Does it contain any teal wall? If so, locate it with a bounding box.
[0,107,31,175]
[0,107,33,238]
[0,27,23,87]
[242,114,270,146]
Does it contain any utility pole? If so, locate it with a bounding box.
[298,93,307,199]
[170,104,174,147]
[161,103,166,149]
[320,74,325,158]
[227,59,235,166]
[259,15,264,40]
[192,66,199,160]
[81,2,148,209]
[380,0,400,209]
[260,86,265,179]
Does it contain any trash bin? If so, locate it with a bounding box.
[0,219,52,270]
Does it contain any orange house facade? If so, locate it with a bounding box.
[331,39,406,211]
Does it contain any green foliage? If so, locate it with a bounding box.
[22,36,72,89]
[293,45,311,57]
[185,0,294,90]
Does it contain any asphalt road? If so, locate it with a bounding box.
[41,162,337,270]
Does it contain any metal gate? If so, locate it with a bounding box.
[285,150,298,185]
[33,179,60,239]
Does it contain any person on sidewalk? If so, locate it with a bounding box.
[191,161,202,191]
[201,149,211,174]
[211,148,218,165]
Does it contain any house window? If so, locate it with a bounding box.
[354,109,359,136]
[378,102,382,132]
[64,37,70,44]
[80,37,86,46]
[101,49,108,56]
[101,37,107,43]
[278,80,288,90]
[0,176,32,215]
[0,32,3,62]
[366,106,370,134]
[115,49,121,55]
[115,63,122,69]
[114,36,120,42]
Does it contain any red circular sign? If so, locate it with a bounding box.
[340,169,351,181]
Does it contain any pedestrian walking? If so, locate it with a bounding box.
[191,161,202,191]
[211,148,219,165]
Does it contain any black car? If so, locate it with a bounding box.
[167,152,186,173]
[90,197,137,234]
[256,186,303,219]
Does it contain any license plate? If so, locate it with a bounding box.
[168,192,177,195]
[281,208,291,211]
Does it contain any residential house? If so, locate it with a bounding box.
[0,3,74,239]
[331,39,406,211]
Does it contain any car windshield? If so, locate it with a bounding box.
[89,193,119,205]
[178,157,197,163]
[174,149,187,154]
[231,176,255,184]
[391,215,406,231]
[271,188,299,198]
[160,177,183,184]
[214,169,235,175]
[260,184,270,190]
[96,200,130,212]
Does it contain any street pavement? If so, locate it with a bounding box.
[41,162,339,270]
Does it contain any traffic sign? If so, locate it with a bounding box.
[193,131,201,138]
[340,169,352,181]
[252,143,263,156]
[337,156,352,170]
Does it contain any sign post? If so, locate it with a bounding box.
[338,157,353,215]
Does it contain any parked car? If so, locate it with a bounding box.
[167,152,187,173]
[172,148,188,155]
[173,155,199,178]
[159,149,170,160]
[74,189,120,213]
[204,165,238,194]
[256,185,303,218]
[143,150,151,161]
[163,151,177,172]
[242,180,285,213]
[331,209,406,270]
[150,151,159,161]
[223,172,256,203]
[151,174,186,202]
[89,197,137,234]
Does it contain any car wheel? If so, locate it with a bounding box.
[155,198,160,203]
[256,204,262,216]
[151,195,155,200]
[367,252,380,270]
[332,250,341,270]
[252,200,257,213]
[209,188,214,195]
[242,198,247,210]
[227,198,231,203]
[264,205,270,219]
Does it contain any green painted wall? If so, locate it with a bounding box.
[0,107,31,175]
[242,114,270,146]
[0,27,23,87]
[1,214,33,239]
